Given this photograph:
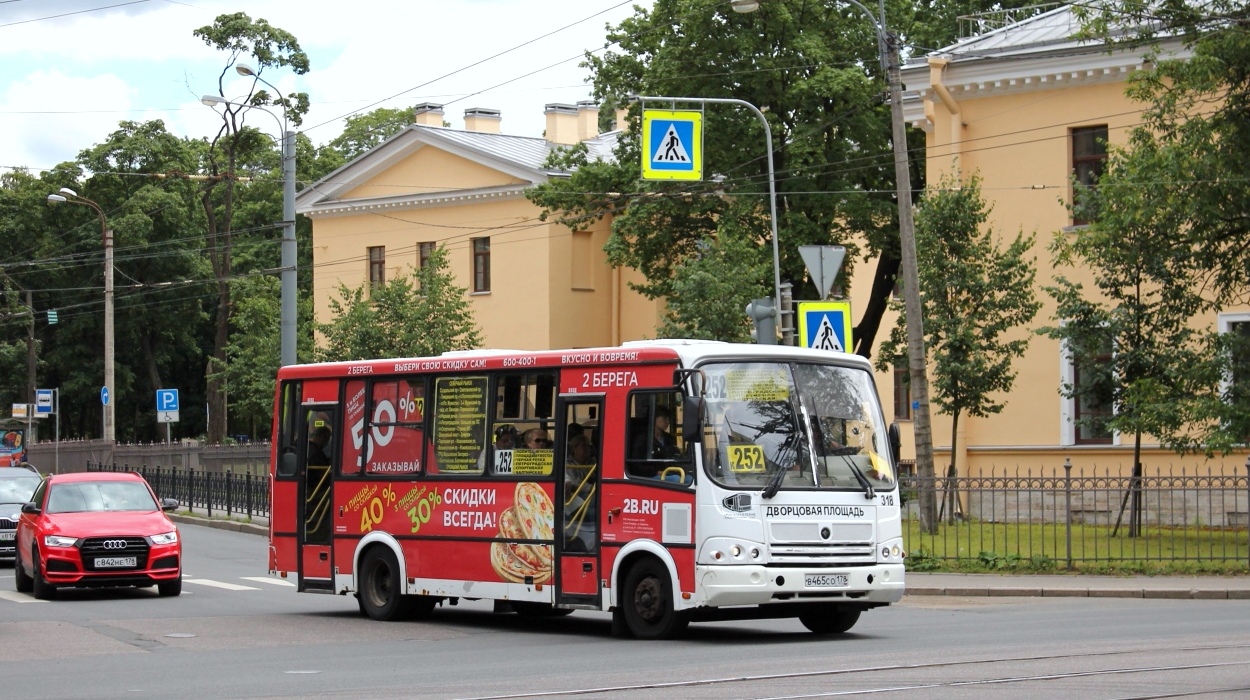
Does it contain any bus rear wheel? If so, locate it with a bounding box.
[621,559,687,639]
[799,606,861,634]
[359,547,411,621]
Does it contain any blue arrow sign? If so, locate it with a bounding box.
[101,386,110,406]
[156,389,179,412]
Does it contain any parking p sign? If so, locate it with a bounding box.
[156,389,179,423]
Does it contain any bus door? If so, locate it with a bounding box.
[554,395,603,605]
[298,405,336,591]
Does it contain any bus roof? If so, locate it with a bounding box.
[277,339,871,380]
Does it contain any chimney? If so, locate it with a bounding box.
[576,100,599,141]
[414,102,444,127]
[544,103,580,145]
[614,107,630,132]
[463,107,501,134]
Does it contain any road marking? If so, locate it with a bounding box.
[0,590,47,603]
[184,578,260,591]
[241,576,296,587]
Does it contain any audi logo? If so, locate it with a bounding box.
[101,540,128,550]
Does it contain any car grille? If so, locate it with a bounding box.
[0,518,15,528]
[79,536,150,571]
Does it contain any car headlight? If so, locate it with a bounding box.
[149,531,179,545]
[43,535,77,548]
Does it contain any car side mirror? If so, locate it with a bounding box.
[161,498,179,512]
[21,502,40,515]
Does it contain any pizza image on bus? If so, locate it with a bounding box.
[489,482,554,583]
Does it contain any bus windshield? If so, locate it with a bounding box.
[701,361,895,492]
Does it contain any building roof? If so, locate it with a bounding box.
[899,3,1189,127]
[295,122,619,218]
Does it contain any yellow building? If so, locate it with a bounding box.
[883,6,1249,475]
[296,101,661,351]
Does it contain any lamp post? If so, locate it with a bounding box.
[46,189,114,443]
[202,61,297,368]
[731,0,937,525]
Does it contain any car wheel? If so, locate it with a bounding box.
[621,558,688,639]
[798,605,861,634]
[31,548,56,600]
[14,548,33,593]
[358,547,412,621]
[158,574,182,597]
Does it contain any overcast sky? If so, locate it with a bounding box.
[0,0,649,173]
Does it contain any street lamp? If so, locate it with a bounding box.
[46,188,115,444]
[202,61,297,368]
[731,0,937,519]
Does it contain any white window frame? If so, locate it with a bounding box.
[1059,336,1120,447]
[1218,311,1250,398]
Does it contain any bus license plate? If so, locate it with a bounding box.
[96,557,136,568]
[805,573,849,588]
[0,532,15,541]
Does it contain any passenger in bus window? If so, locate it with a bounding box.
[564,433,596,551]
[522,428,550,450]
[308,425,332,467]
[631,406,681,461]
[480,424,517,472]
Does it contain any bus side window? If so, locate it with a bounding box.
[625,391,690,482]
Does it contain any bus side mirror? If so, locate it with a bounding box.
[682,395,703,444]
[888,423,901,466]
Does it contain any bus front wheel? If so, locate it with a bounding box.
[799,605,861,634]
[359,547,411,621]
[621,559,687,639]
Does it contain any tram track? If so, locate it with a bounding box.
[455,643,1250,700]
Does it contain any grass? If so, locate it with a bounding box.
[903,518,1250,575]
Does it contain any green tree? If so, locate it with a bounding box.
[529,0,1017,351]
[877,174,1039,521]
[1057,0,1250,532]
[215,275,280,439]
[316,246,481,361]
[658,230,771,342]
[195,12,310,443]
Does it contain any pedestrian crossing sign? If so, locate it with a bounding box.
[641,109,702,181]
[798,300,853,353]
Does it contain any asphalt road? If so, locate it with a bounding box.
[1,524,1247,700]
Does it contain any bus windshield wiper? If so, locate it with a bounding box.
[761,461,787,500]
[838,454,876,500]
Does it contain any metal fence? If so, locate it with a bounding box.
[87,461,270,520]
[901,462,1250,568]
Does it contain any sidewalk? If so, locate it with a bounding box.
[168,511,1250,601]
[907,572,1250,600]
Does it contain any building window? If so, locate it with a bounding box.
[1072,339,1114,445]
[1072,125,1108,226]
[368,246,385,292]
[1219,313,1250,442]
[472,237,490,292]
[892,357,912,420]
[419,242,436,269]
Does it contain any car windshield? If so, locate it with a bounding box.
[45,481,158,514]
[701,361,896,492]
[0,476,39,504]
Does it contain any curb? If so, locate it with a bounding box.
[169,513,268,537]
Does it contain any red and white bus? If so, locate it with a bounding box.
[269,340,905,638]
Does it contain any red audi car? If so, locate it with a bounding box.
[15,471,182,599]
